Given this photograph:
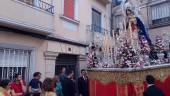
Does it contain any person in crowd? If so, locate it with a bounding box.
[143,75,164,96]
[42,78,56,96]
[29,72,42,96]
[59,67,67,83]
[11,73,26,96]
[71,75,77,96]
[0,79,12,96]
[53,75,62,96]
[78,69,89,96]
[62,70,75,96]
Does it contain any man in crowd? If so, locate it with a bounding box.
[62,70,75,96]
[59,67,67,83]
[143,75,164,96]
[78,69,89,96]
[11,73,26,96]
[29,72,42,96]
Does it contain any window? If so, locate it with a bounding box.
[92,9,102,33]
[0,48,31,80]
[151,2,170,25]
[64,0,75,19]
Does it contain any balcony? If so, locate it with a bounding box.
[149,1,170,29]
[0,0,54,35]
[150,16,170,28]
[17,0,54,14]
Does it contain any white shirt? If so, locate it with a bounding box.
[147,84,154,88]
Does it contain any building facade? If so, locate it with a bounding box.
[0,0,111,81]
[112,0,170,49]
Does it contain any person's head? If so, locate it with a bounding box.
[61,67,66,74]
[146,75,155,84]
[14,73,22,81]
[0,79,11,90]
[126,9,134,16]
[66,70,74,78]
[53,75,59,83]
[33,72,41,80]
[42,78,54,92]
[81,69,87,76]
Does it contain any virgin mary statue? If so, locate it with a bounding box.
[126,8,152,52]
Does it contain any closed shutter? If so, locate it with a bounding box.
[151,2,170,20]
[55,54,78,76]
[64,0,75,19]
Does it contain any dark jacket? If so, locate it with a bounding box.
[143,85,164,96]
[78,76,89,96]
[62,77,75,96]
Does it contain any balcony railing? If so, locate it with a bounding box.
[18,0,54,14]
[86,25,109,34]
[150,16,170,28]
[86,25,110,44]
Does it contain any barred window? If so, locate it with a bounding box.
[0,48,31,80]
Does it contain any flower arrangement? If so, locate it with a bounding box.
[116,42,141,68]
[155,36,165,53]
[140,36,150,55]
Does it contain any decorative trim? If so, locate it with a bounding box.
[60,15,80,25]
[88,64,170,84]
[44,51,59,60]
[88,64,170,72]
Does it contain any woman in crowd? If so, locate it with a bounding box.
[0,79,13,96]
[42,78,56,96]
[53,75,62,96]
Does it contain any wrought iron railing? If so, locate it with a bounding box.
[86,24,110,44]
[151,16,170,28]
[86,25,109,34]
[18,0,54,14]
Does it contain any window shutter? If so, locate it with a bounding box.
[64,0,75,19]
[151,2,170,20]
